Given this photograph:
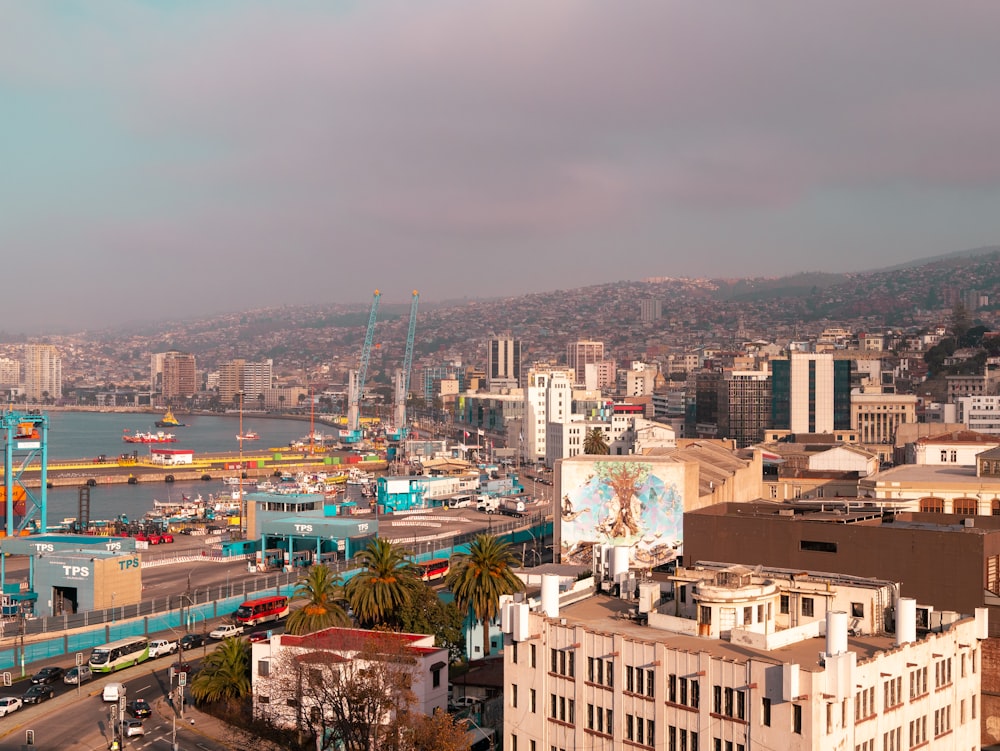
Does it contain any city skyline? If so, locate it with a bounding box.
[4,3,1000,332]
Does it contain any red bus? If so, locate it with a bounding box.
[417,558,450,582]
[235,595,290,626]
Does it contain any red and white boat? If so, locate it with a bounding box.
[237,431,260,441]
[123,429,177,444]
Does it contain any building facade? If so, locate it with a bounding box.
[718,369,771,449]
[567,341,605,386]
[161,352,197,400]
[23,344,61,401]
[487,335,522,390]
[771,354,851,434]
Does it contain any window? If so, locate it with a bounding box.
[668,674,677,703]
[713,685,722,714]
[432,667,441,688]
[780,595,790,614]
[909,717,927,747]
[530,689,536,713]
[800,540,838,553]
[257,660,270,677]
[700,606,712,625]
[530,644,536,667]
[851,602,864,618]
[511,684,518,708]
[801,597,814,618]
[762,697,771,727]
[743,606,752,625]
[793,704,802,735]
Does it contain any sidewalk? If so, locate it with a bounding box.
[154,692,241,750]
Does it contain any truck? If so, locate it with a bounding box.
[499,498,526,517]
[476,496,500,514]
[148,639,178,658]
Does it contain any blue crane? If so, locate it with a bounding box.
[343,290,381,443]
[390,291,419,440]
[0,410,49,535]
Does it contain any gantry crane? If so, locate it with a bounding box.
[0,410,50,536]
[389,291,419,441]
[343,290,381,444]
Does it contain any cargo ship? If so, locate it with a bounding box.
[123,430,177,444]
[155,408,184,428]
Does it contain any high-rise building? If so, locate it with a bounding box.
[566,340,604,385]
[23,344,61,402]
[161,352,197,400]
[487,335,521,390]
[639,298,662,322]
[523,367,576,464]
[771,353,851,434]
[0,357,20,386]
[218,359,273,405]
[718,369,772,448]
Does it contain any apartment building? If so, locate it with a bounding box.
[161,351,197,399]
[487,335,522,391]
[503,566,985,751]
[23,344,61,401]
[717,369,771,449]
[218,358,274,404]
[567,341,605,386]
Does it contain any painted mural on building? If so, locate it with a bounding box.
[560,459,683,567]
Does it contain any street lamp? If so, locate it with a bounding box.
[111,592,116,623]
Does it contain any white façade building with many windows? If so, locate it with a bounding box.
[502,563,986,751]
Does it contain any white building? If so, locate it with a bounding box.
[524,367,576,465]
[252,627,448,731]
[912,431,1000,466]
[957,396,1000,435]
[503,565,986,751]
[23,344,62,401]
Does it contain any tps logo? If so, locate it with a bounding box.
[62,565,90,578]
[117,558,140,571]
[105,542,122,551]
[294,524,313,533]
[33,543,54,553]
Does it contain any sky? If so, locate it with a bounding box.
[3,1,1000,333]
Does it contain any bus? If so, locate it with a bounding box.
[417,558,450,582]
[235,595,290,626]
[89,637,150,673]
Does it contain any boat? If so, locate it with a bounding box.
[155,408,184,428]
[123,429,177,444]
[237,431,260,441]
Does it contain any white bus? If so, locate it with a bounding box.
[89,637,150,673]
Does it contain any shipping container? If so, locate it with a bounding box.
[273,453,283,461]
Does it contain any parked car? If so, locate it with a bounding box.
[248,631,270,643]
[124,719,145,737]
[209,623,245,640]
[148,639,178,658]
[63,665,93,685]
[170,661,192,679]
[30,666,64,685]
[179,633,206,650]
[0,697,22,716]
[127,699,152,718]
[160,532,174,543]
[22,685,54,704]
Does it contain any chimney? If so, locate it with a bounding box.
[896,597,917,646]
[826,611,848,656]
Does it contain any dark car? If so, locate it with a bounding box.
[248,630,270,643]
[179,633,206,650]
[30,666,64,685]
[127,698,152,718]
[22,685,54,704]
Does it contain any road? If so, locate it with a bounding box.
[0,656,234,751]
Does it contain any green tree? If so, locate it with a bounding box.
[286,564,351,635]
[583,427,610,455]
[345,538,421,628]
[446,534,524,659]
[396,583,465,662]
[189,636,251,711]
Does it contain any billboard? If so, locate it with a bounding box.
[559,458,685,567]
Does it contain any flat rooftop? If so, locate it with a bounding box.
[559,593,906,672]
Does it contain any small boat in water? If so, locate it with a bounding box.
[155,408,184,428]
[123,429,177,444]
[237,431,260,441]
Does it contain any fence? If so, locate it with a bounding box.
[0,514,551,673]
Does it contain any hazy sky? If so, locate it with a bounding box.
[3,2,1000,332]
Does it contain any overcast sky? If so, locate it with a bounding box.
[3,2,1000,333]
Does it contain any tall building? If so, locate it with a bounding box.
[487,335,521,390]
[639,298,662,322]
[566,340,604,386]
[0,357,20,386]
[218,359,273,405]
[160,352,197,400]
[23,344,61,402]
[523,367,577,465]
[718,369,772,448]
[771,353,851,434]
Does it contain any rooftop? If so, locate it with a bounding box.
[558,593,901,672]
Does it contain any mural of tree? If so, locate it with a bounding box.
[594,462,649,539]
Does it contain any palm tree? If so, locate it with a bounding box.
[344,538,421,628]
[286,564,351,635]
[189,636,251,711]
[446,534,525,659]
[584,427,610,455]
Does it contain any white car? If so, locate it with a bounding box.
[124,719,145,737]
[209,623,245,640]
[148,639,178,658]
[0,696,22,716]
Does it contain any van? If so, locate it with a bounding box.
[64,665,92,685]
[103,682,125,702]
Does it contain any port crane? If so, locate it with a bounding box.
[342,290,381,444]
[0,410,50,536]
[388,291,419,441]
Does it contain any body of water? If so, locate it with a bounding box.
[14,411,329,525]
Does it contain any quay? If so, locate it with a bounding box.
[2,449,389,489]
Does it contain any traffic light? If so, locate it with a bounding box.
[25,729,34,745]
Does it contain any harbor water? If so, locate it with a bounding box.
[16,411,331,524]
